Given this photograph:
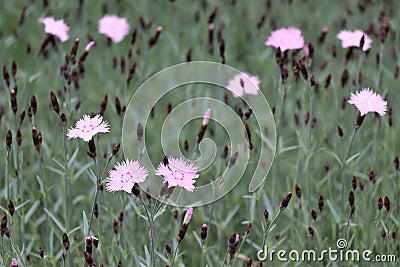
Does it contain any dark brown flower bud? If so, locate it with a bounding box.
[183,140,189,152]
[368,170,376,183]
[3,65,10,88]
[11,60,17,80]
[112,144,120,156]
[352,176,357,190]
[228,233,239,259]
[115,97,121,116]
[348,190,355,208]
[355,112,365,131]
[337,125,343,138]
[70,38,80,63]
[308,226,314,236]
[295,184,302,200]
[148,26,163,47]
[244,108,253,120]
[6,130,12,152]
[113,219,118,235]
[341,69,349,87]
[280,66,288,83]
[201,224,208,240]
[50,91,60,115]
[126,61,136,86]
[318,195,324,212]
[186,47,192,62]
[392,231,396,241]
[39,247,44,258]
[92,236,99,248]
[62,232,70,251]
[132,183,141,198]
[94,203,99,219]
[264,209,269,223]
[310,74,316,87]
[32,127,40,152]
[245,258,253,267]
[246,222,253,234]
[31,95,37,115]
[219,37,225,64]
[167,102,173,115]
[87,139,96,160]
[280,192,292,211]
[165,244,172,255]
[99,94,108,117]
[324,161,330,172]
[304,112,310,125]
[324,74,331,89]
[118,211,124,224]
[384,195,390,213]
[221,144,229,159]
[257,13,266,29]
[137,122,143,142]
[381,229,386,238]
[298,59,308,80]
[394,156,399,171]
[85,236,92,254]
[318,27,328,44]
[228,152,238,168]
[208,6,218,23]
[378,197,383,210]
[1,214,7,236]
[10,89,17,114]
[311,209,317,220]
[359,180,364,191]
[83,251,94,265]
[8,200,14,216]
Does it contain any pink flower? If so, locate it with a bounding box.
[106,159,149,193]
[265,27,305,52]
[67,114,110,142]
[337,30,372,51]
[98,15,130,43]
[348,88,387,116]
[227,72,260,97]
[12,258,18,267]
[183,207,193,224]
[38,17,69,42]
[155,157,199,192]
[202,109,211,126]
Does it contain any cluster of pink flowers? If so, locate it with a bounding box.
[265,26,372,53]
[68,113,203,194]
[39,14,131,44]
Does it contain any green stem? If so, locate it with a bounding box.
[140,197,154,267]
[261,209,282,250]
[341,129,357,216]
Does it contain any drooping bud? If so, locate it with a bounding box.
[318,195,324,212]
[8,200,15,216]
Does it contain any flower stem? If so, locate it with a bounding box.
[341,129,357,215]
[261,209,282,250]
[140,197,155,267]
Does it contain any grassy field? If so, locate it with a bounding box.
[0,0,399,266]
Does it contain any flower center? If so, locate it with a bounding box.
[81,124,95,133]
[120,172,133,183]
[172,170,185,180]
